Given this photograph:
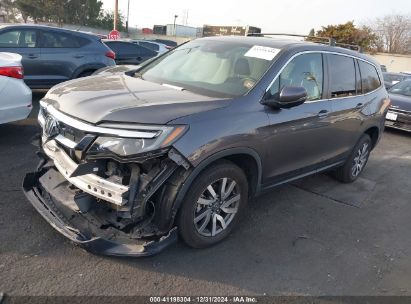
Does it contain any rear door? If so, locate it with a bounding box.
[324,54,367,158]
[0,28,41,87]
[38,29,87,87]
[263,52,334,186]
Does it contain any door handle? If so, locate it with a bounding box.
[74,55,84,59]
[355,103,364,109]
[318,109,329,118]
[27,54,38,59]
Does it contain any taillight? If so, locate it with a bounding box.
[105,51,116,60]
[165,45,173,50]
[0,66,24,79]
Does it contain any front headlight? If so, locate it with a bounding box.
[87,125,187,157]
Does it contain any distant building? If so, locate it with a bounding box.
[202,25,261,37]
[153,24,202,38]
[153,25,167,35]
[152,24,261,39]
[142,28,153,35]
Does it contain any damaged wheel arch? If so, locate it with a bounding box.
[165,147,263,223]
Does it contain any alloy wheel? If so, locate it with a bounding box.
[194,177,240,237]
[351,143,369,177]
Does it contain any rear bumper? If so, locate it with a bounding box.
[23,171,178,257]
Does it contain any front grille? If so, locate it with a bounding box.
[60,122,87,144]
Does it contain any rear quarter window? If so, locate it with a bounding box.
[358,61,381,93]
[140,41,159,52]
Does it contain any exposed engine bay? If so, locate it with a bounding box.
[23,101,192,256]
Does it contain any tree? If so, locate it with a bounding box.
[0,0,20,22]
[308,28,315,37]
[313,21,378,51]
[370,14,411,54]
[14,0,44,23]
[94,10,125,31]
[12,0,105,27]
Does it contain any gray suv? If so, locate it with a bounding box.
[0,25,115,88]
[23,36,389,256]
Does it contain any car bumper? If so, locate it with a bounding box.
[385,109,411,132]
[23,170,178,257]
[0,77,32,124]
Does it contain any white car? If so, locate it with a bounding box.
[0,52,32,124]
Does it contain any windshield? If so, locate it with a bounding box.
[389,79,411,97]
[384,73,405,83]
[137,40,278,98]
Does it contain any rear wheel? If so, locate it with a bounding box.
[178,160,248,248]
[334,134,371,183]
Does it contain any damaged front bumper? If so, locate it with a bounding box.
[23,170,178,257]
[23,102,192,256]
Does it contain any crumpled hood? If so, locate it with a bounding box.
[42,74,230,125]
[389,93,411,111]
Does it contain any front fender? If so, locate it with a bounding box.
[155,147,263,232]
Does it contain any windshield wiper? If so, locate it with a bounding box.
[133,72,145,80]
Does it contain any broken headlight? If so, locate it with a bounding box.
[88,125,187,157]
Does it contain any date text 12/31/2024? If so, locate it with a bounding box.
[149,296,258,303]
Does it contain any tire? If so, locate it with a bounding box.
[177,160,248,248]
[334,134,372,183]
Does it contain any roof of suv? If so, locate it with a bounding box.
[197,36,379,66]
[0,24,100,40]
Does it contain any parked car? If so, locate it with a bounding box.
[0,52,32,124]
[385,79,411,132]
[24,36,389,256]
[103,40,157,65]
[152,38,178,48]
[0,24,115,89]
[383,72,410,89]
[130,40,171,55]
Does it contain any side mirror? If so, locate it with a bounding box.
[262,86,308,109]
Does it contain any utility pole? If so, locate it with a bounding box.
[173,14,178,36]
[114,0,118,30]
[126,0,130,34]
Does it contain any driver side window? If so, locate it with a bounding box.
[268,53,324,101]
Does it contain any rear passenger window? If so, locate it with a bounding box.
[329,54,356,98]
[358,61,381,93]
[41,31,85,48]
[268,53,323,101]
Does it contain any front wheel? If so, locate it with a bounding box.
[177,160,248,248]
[334,134,372,183]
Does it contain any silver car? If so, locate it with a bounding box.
[0,52,32,124]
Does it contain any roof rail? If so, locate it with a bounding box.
[247,33,362,52]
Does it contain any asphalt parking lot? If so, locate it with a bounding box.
[1,92,411,296]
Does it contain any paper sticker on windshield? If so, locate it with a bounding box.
[244,45,280,61]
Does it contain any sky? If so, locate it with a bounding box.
[102,0,411,33]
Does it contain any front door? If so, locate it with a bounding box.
[262,52,335,186]
[0,28,41,87]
